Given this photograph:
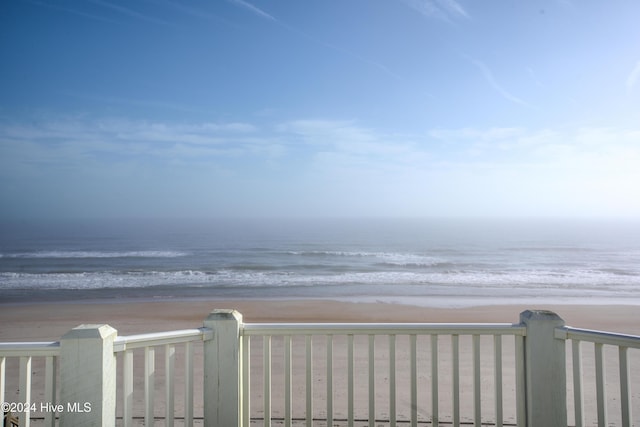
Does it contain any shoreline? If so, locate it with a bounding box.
[2,298,639,341]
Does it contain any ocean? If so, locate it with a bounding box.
[1,218,639,307]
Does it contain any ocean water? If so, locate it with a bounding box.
[1,218,640,307]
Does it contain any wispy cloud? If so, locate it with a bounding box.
[24,0,121,25]
[4,115,640,217]
[626,60,640,92]
[225,0,397,79]
[226,0,276,21]
[526,67,544,88]
[401,0,469,22]
[154,0,236,27]
[469,59,532,108]
[88,0,174,26]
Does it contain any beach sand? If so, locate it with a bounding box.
[1,300,639,426]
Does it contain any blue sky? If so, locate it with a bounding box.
[1,0,640,219]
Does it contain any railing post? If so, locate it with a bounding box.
[203,309,243,427]
[59,324,117,427]
[520,310,566,427]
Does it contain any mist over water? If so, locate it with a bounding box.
[1,218,639,306]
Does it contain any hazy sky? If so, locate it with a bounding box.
[2,0,640,219]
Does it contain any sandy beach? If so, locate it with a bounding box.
[1,299,639,426]
[2,299,639,340]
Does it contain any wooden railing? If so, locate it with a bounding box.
[556,326,640,427]
[112,328,212,426]
[240,322,526,427]
[1,309,639,427]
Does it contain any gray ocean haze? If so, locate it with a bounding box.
[1,218,639,307]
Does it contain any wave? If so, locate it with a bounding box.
[1,268,638,293]
[0,250,188,259]
[286,250,444,266]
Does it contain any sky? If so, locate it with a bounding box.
[1,0,640,219]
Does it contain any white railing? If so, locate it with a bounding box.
[0,342,60,427]
[241,322,527,427]
[113,328,212,427]
[556,326,640,427]
[1,309,639,427]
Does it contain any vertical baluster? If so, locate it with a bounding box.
[327,335,333,427]
[165,344,175,427]
[594,342,607,427]
[145,347,155,427]
[348,334,354,427]
[18,356,31,427]
[285,336,292,427]
[619,346,631,427]
[389,335,396,427]
[473,335,481,427]
[369,334,375,427]
[264,336,272,427]
[184,342,193,427]
[44,356,57,427]
[123,350,133,427]
[242,335,251,427]
[306,335,313,427]
[451,335,459,427]
[410,334,417,427]
[514,335,525,427]
[493,335,503,427]
[431,334,439,427]
[0,357,5,412]
[572,340,584,427]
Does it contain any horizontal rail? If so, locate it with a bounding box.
[242,322,526,336]
[0,341,60,357]
[555,327,640,349]
[114,328,212,352]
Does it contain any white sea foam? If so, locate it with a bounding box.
[0,250,188,259]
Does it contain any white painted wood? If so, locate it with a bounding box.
[184,341,194,427]
[0,357,5,415]
[452,335,459,427]
[348,334,354,427]
[242,334,251,427]
[562,327,640,349]
[431,334,439,427]
[473,335,481,427]
[493,335,503,427]
[0,342,60,356]
[165,344,175,427]
[44,356,57,427]
[113,328,209,352]
[326,335,333,427]
[594,342,606,427]
[410,334,417,427]
[514,335,525,427]
[618,346,631,427]
[243,323,524,336]
[305,335,313,427]
[520,310,566,427]
[263,336,271,427]
[203,309,242,427]
[123,350,133,427]
[284,336,291,427]
[59,324,117,427]
[572,339,584,427]
[145,347,155,426]
[368,334,375,427]
[389,335,396,427]
[19,356,31,427]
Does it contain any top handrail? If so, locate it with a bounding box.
[0,341,60,357]
[555,326,640,349]
[113,327,213,352]
[241,322,527,336]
